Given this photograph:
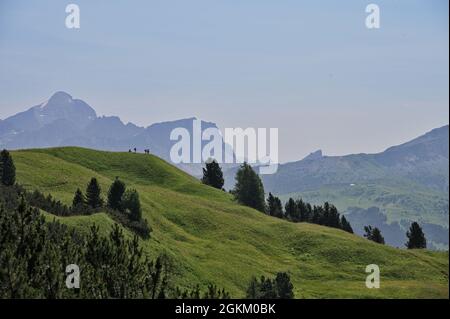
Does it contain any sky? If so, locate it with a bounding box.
[0,0,448,163]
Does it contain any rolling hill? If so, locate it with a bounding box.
[10,147,449,298]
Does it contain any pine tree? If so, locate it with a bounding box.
[323,202,330,226]
[312,206,320,224]
[201,160,224,190]
[406,222,426,249]
[305,203,312,222]
[246,276,259,299]
[107,177,126,210]
[296,198,308,222]
[85,178,103,209]
[0,149,16,186]
[328,205,341,228]
[72,188,85,207]
[267,193,276,216]
[274,197,283,218]
[123,189,142,221]
[245,273,295,299]
[371,227,385,244]
[284,198,298,221]
[232,162,265,212]
[340,215,353,233]
[274,272,294,299]
[364,225,385,244]
[267,193,283,218]
[259,276,277,299]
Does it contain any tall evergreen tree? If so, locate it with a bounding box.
[406,222,426,249]
[0,149,16,186]
[72,188,85,207]
[296,198,308,222]
[267,193,283,218]
[284,198,298,221]
[246,276,259,299]
[328,205,341,228]
[123,189,142,221]
[267,193,276,216]
[245,272,295,299]
[273,197,283,218]
[201,160,224,190]
[364,225,385,244]
[322,202,331,226]
[85,178,103,209]
[274,272,294,299]
[340,215,353,233]
[232,162,265,212]
[312,206,322,224]
[305,203,312,222]
[107,177,126,210]
[259,276,277,299]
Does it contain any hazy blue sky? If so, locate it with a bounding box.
[0,0,448,162]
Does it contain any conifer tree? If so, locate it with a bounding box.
[0,149,16,186]
[259,276,277,299]
[273,197,283,219]
[406,222,426,249]
[340,215,353,233]
[85,178,103,209]
[274,272,294,299]
[123,189,142,221]
[364,225,385,244]
[328,205,341,228]
[201,160,224,190]
[232,162,265,212]
[246,276,259,299]
[72,188,85,207]
[107,177,126,210]
[267,193,283,218]
[284,198,298,221]
[296,198,308,222]
[323,202,331,226]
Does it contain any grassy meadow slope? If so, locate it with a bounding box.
[11,147,449,298]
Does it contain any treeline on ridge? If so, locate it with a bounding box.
[202,160,353,233]
[202,160,429,247]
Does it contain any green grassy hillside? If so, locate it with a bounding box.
[11,147,449,298]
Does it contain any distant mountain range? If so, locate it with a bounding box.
[0,92,219,176]
[238,125,448,249]
[1,92,448,249]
